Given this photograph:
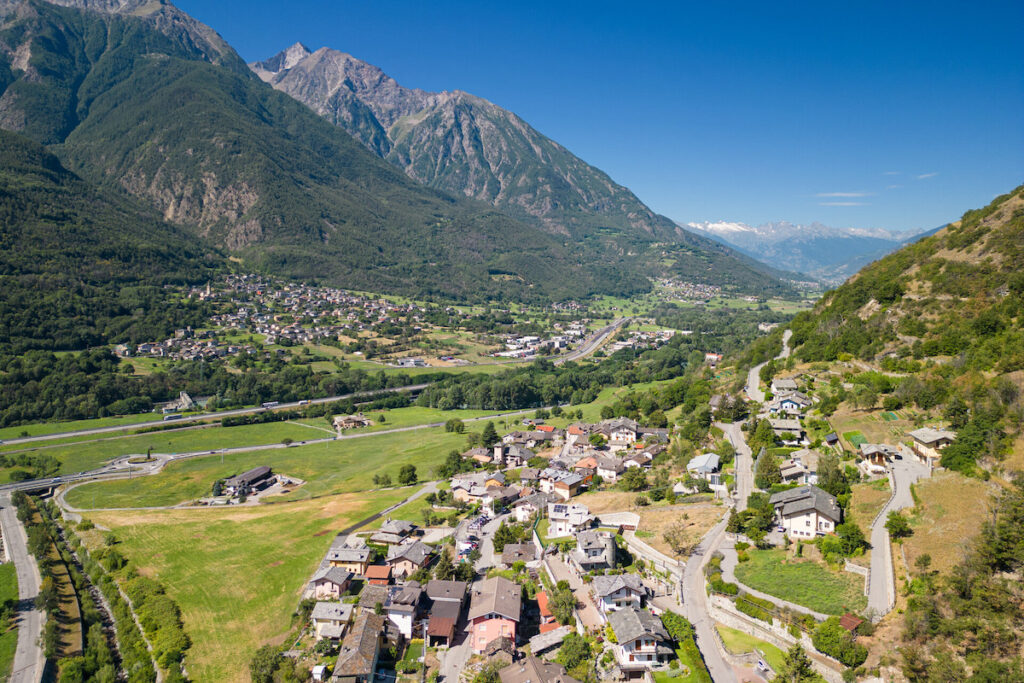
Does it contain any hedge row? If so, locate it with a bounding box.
[123,576,191,670]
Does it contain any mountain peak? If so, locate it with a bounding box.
[251,41,313,80]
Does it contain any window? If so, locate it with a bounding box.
[806,519,811,527]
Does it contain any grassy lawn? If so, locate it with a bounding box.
[1,421,321,481]
[0,412,159,440]
[848,478,891,564]
[64,427,467,509]
[85,489,409,683]
[297,405,516,434]
[734,549,867,615]
[0,563,18,681]
[716,624,786,672]
[652,637,712,683]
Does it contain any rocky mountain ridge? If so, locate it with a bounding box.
[251,43,685,242]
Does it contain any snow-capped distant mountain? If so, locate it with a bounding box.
[683,220,929,284]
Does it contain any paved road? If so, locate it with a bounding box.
[867,456,929,617]
[745,329,791,403]
[545,555,603,630]
[719,421,753,511]
[437,513,506,682]
[682,517,735,683]
[0,494,45,683]
[554,317,630,365]
[1,383,431,447]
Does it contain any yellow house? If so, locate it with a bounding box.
[908,427,955,468]
[327,547,371,575]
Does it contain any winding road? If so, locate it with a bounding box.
[867,456,929,618]
[746,329,792,403]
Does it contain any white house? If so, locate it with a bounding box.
[769,485,841,539]
[590,574,645,616]
[511,492,556,523]
[595,456,626,483]
[771,378,799,394]
[547,502,592,538]
[607,607,672,673]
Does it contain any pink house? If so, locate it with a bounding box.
[467,576,522,653]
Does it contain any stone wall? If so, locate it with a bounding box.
[708,595,846,683]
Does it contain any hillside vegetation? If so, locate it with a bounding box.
[786,185,1024,475]
[0,129,219,355]
[775,186,1024,679]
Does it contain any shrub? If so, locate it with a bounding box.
[812,617,868,667]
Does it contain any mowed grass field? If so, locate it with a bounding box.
[0,405,517,485]
[85,489,409,683]
[296,405,519,434]
[0,412,162,440]
[64,427,468,509]
[0,563,18,681]
[734,549,867,615]
[1,421,319,480]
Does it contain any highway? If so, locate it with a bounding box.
[1,383,431,447]
[554,317,629,364]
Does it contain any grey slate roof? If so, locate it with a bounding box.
[607,607,669,643]
[501,543,537,565]
[908,427,955,444]
[501,653,580,683]
[327,547,370,564]
[425,579,467,603]
[311,601,353,622]
[526,626,575,656]
[310,566,353,587]
[386,541,432,566]
[590,573,645,598]
[769,485,841,522]
[333,612,385,678]
[358,584,389,609]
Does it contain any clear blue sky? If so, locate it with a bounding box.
[177,0,1024,233]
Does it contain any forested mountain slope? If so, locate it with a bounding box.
[0,129,219,354]
[0,1,793,301]
[788,185,1024,370]
[0,0,635,301]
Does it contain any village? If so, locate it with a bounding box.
[113,274,615,367]
[269,362,959,683]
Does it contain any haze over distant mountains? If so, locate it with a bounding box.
[684,220,938,284]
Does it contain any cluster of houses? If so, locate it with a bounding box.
[450,418,670,516]
[115,326,267,362]
[858,426,956,476]
[654,277,722,302]
[762,376,816,445]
